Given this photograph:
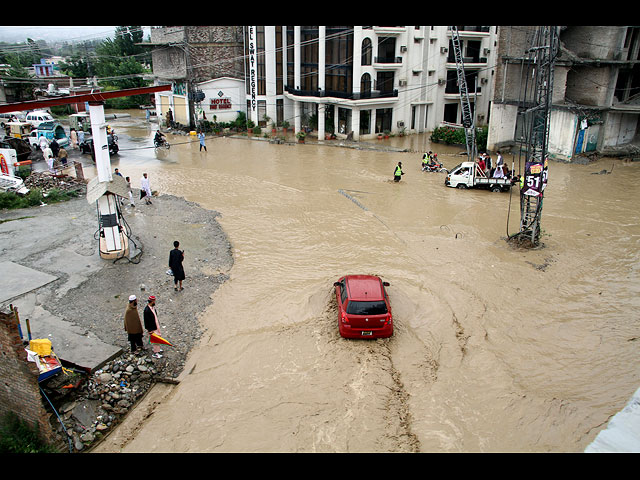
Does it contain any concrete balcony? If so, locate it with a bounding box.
[373,26,406,35]
[446,26,491,39]
[373,56,403,69]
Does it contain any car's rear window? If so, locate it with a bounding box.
[346,300,387,315]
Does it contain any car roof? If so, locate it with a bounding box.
[345,275,384,301]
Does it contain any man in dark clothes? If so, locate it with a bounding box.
[143,295,163,358]
[124,295,144,353]
[169,240,185,291]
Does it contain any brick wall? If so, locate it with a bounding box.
[0,311,56,444]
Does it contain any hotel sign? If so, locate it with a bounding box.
[248,26,257,117]
[211,91,232,110]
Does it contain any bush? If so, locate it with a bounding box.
[430,126,466,145]
[0,412,58,453]
[0,187,78,210]
[430,125,489,151]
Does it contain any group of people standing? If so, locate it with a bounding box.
[477,151,511,179]
[113,168,153,206]
[40,137,68,173]
[122,241,186,357]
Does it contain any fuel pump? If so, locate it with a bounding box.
[87,101,129,260]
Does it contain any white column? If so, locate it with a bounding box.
[318,103,325,139]
[294,101,301,134]
[88,102,111,183]
[294,26,301,134]
[319,26,326,93]
[265,26,276,125]
[352,108,360,141]
[353,27,362,95]
[294,26,301,90]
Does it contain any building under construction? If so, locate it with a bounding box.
[488,26,640,161]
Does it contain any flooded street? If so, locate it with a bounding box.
[95,111,639,452]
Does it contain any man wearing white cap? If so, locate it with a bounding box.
[124,295,144,353]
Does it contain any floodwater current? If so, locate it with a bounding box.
[93,111,639,452]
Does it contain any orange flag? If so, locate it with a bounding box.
[150,332,173,346]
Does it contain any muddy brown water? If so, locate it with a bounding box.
[91,111,639,452]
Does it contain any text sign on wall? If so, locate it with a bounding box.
[248,26,257,117]
[211,91,232,110]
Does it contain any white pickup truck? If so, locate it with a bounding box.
[444,161,515,192]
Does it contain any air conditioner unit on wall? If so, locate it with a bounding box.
[399,79,407,87]
[440,47,448,54]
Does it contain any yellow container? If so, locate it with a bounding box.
[189,130,197,136]
[29,338,52,356]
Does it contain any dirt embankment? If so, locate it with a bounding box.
[1,190,233,451]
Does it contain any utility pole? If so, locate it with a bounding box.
[512,26,559,247]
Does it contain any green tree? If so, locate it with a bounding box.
[92,26,151,108]
[58,53,90,78]
[0,64,35,101]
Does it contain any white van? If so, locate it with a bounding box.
[25,110,54,128]
[0,111,25,127]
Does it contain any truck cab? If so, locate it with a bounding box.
[446,162,476,188]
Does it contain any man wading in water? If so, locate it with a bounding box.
[394,162,404,182]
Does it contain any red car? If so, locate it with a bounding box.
[333,275,393,339]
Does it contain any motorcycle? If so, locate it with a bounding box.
[421,158,448,173]
[154,137,170,151]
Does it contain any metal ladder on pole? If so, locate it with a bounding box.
[514,26,558,246]
[450,26,477,161]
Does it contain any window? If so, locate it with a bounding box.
[276,99,283,126]
[443,103,458,123]
[325,26,353,94]
[360,73,372,96]
[301,26,318,92]
[360,109,371,135]
[346,300,388,315]
[257,100,266,126]
[376,71,394,94]
[286,26,295,87]
[377,37,396,63]
[256,26,266,95]
[375,108,392,133]
[361,38,372,65]
[275,26,283,94]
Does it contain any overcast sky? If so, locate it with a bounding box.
[0,26,148,43]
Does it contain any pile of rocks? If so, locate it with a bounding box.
[24,171,87,195]
[56,351,172,451]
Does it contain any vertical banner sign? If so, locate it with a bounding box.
[248,26,257,122]
[523,159,548,197]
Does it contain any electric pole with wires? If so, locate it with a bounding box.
[510,26,559,247]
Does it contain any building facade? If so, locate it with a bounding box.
[244,26,498,140]
[149,26,245,127]
[488,26,640,161]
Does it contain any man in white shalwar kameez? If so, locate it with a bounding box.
[140,172,152,204]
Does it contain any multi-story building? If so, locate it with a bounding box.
[488,26,640,161]
[149,26,245,127]
[244,26,498,140]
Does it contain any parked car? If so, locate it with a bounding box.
[333,275,393,339]
[25,110,55,128]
